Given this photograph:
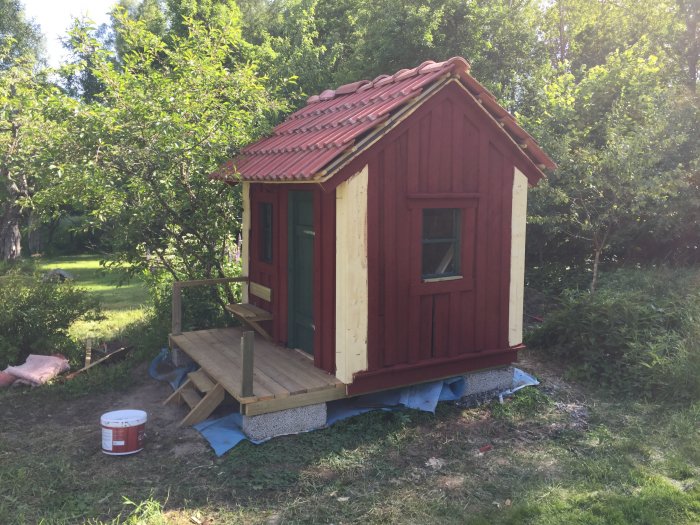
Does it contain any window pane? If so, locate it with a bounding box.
[423,208,457,240]
[422,208,460,278]
[422,241,457,276]
[260,203,273,262]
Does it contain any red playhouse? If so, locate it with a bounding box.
[166,57,556,430]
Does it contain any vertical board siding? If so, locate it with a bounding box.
[248,184,336,375]
[351,80,517,383]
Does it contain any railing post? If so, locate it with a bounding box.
[172,282,182,335]
[241,331,254,397]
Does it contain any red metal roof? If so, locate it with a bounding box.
[211,57,556,183]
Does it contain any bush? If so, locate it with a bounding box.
[0,273,101,368]
[527,268,700,400]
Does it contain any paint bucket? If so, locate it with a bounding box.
[100,409,147,455]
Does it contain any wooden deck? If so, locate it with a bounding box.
[169,327,347,416]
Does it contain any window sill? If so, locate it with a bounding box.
[422,275,463,283]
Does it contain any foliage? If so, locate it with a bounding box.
[527,268,700,399]
[0,0,43,69]
[35,12,287,294]
[0,272,100,367]
[0,45,68,261]
[525,41,699,288]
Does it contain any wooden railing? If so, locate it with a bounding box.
[171,276,255,398]
[171,276,249,335]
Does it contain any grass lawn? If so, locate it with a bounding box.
[0,262,698,524]
[0,353,698,524]
[36,255,150,343]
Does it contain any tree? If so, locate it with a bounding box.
[0,47,63,260]
[0,0,43,69]
[35,12,288,286]
[526,43,695,290]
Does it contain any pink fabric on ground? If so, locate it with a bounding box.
[4,354,70,386]
[0,371,17,387]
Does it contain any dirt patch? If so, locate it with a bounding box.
[2,363,210,463]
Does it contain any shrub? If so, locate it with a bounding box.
[0,273,101,367]
[527,268,700,400]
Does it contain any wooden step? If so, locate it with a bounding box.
[188,369,215,393]
[180,386,202,409]
[163,377,192,406]
[179,383,226,427]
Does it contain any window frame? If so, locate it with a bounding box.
[421,208,462,280]
[407,193,479,296]
[259,201,273,263]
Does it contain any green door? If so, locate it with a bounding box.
[288,191,315,355]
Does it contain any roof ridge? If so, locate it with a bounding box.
[306,56,470,105]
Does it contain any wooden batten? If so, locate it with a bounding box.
[508,167,528,347]
[335,165,369,383]
[241,182,251,302]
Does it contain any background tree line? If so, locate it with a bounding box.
[0,0,698,292]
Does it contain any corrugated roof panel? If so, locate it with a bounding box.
[210,56,555,182]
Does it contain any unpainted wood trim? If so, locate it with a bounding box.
[242,384,347,416]
[249,281,272,302]
[334,165,369,384]
[508,167,528,347]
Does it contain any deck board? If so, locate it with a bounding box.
[170,327,346,415]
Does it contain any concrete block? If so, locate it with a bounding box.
[242,403,327,441]
[171,346,194,368]
[459,367,513,406]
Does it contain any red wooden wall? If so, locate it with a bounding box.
[248,184,336,374]
[246,81,527,394]
[333,81,521,394]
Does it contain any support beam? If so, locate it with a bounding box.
[241,331,255,397]
[172,283,182,335]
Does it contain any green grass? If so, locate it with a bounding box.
[1,373,699,524]
[36,255,150,342]
[1,262,699,523]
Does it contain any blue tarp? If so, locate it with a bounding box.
[148,349,540,457]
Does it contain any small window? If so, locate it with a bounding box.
[422,208,460,279]
[259,202,273,263]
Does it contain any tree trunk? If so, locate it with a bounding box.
[0,200,22,261]
[590,247,601,293]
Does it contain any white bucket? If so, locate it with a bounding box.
[101,409,147,456]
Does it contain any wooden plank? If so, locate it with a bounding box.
[249,281,272,302]
[509,168,528,347]
[180,383,225,427]
[432,293,450,359]
[208,329,335,390]
[225,303,273,321]
[319,188,337,374]
[64,345,131,380]
[181,387,202,409]
[188,369,214,394]
[176,277,248,288]
[173,331,262,403]
[241,331,254,398]
[335,165,369,383]
[243,384,347,416]
[382,139,398,366]
[163,377,191,406]
[195,330,284,400]
[208,329,314,393]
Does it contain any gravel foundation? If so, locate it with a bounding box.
[242,403,327,441]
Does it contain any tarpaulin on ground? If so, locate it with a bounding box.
[148,349,540,456]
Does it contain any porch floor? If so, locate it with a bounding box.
[169,327,347,416]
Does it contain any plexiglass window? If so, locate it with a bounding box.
[422,208,460,279]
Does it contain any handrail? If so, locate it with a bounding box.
[171,276,249,335]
